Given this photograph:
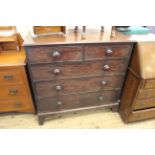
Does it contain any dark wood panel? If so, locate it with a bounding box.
[37,90,120,113]
[85,44,131,60]
[34,75,123,97]
[30,59,128,81]
[27,46,83,63]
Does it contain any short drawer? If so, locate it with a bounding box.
[34,75,123,97]
[30,59,128,81]
[85,44,131,60]
[133,98,155,110]
[0,84,28,99]
[137,89,155,100]
[129,108,155,122]
[143,80,155,89]
[37,90,120,112]
[27,46,83,63]
[0,67,24,84]
[0,98,33,112]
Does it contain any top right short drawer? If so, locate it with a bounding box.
[84,44,132,60]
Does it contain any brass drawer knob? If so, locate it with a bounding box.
[52,51,61,57]
[53,68,61,75]
[4,75,13,80]
[57,101,63,105]
[103,65,110,71]
[55,85,63,91]
[105,48,113,56]
[9,89,18,95]
[101,80,107,86]
[98,96,104,101]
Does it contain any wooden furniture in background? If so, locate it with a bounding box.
[24,29,134,125]
[119,42,155,122]
[0,26,21,51]
[0,33,34,113]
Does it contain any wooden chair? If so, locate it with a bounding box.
[0,26,20,51]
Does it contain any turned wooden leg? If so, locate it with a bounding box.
[38,116,45,125]
[110,106,118,112]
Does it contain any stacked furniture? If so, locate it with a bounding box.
[0,27,34,113]
[119,42,155,122]
[24,29,134,125]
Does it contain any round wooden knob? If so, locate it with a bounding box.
[52,51,61,57]
[101,80,107,86]
[55,85,63,91]
[98,96,104,101]
[105,48,113,56]
[57,101,63,105]
[53,68,61,75]
[103,65,110,71]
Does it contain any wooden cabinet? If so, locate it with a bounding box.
[24,29,133,125]
[0,47,34,113]
[119,42,155,123]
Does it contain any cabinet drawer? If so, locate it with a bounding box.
[0,98,33,112]
[143,80,155,89]
[129,108,155,122]
[0,67,24,84]
[30,59,128,81]
[27,46,83,63]
[85,44,131,60]
[0,84,28,99]
[133,98,155,110]
[137,89,155,100]
[34,75,123,97]
[37,90,120,112]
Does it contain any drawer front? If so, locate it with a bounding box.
[143,80,155,89]
[0,98,33,112]
[33,26,62,34]
[85,44,131,60]
[129,108,155,122]
[137,89,155,100]
[0,84,28,99]
[133,98,155,110]
[37,90,120,112]
[34,75,123,97]
[27,46,83,63]
[0,68,24,84]
[2,42,17,50]
[30,59,128,81]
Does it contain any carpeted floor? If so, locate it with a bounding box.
[0,108,155,128]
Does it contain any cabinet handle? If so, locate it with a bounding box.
[101,80,107,86]
[98,96,104,101]
[103,65,110,71]
[55,85,63,91]
[52,51,61,57]
[53,68,61,75]
[57,101,63,105]
[14,102,22,108]
[9,89,18,95]
[105,48,113,56]
[4,75,13,80]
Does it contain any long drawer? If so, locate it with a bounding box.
[27,45,83,63]
[137,89,155,99]
[85,44,131,60]
[34,75,123,98]
[0,98,33,112]
[129,108,155,122]
[37,90,120,112]
[29,59,128,81]
[0,67,24,84]
[0,84,29,99]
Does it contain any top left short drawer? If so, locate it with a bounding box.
[26,46,83,64]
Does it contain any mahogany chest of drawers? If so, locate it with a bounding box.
[0,49,34,113]
[119,42,155,122]
[24,29,134,125]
